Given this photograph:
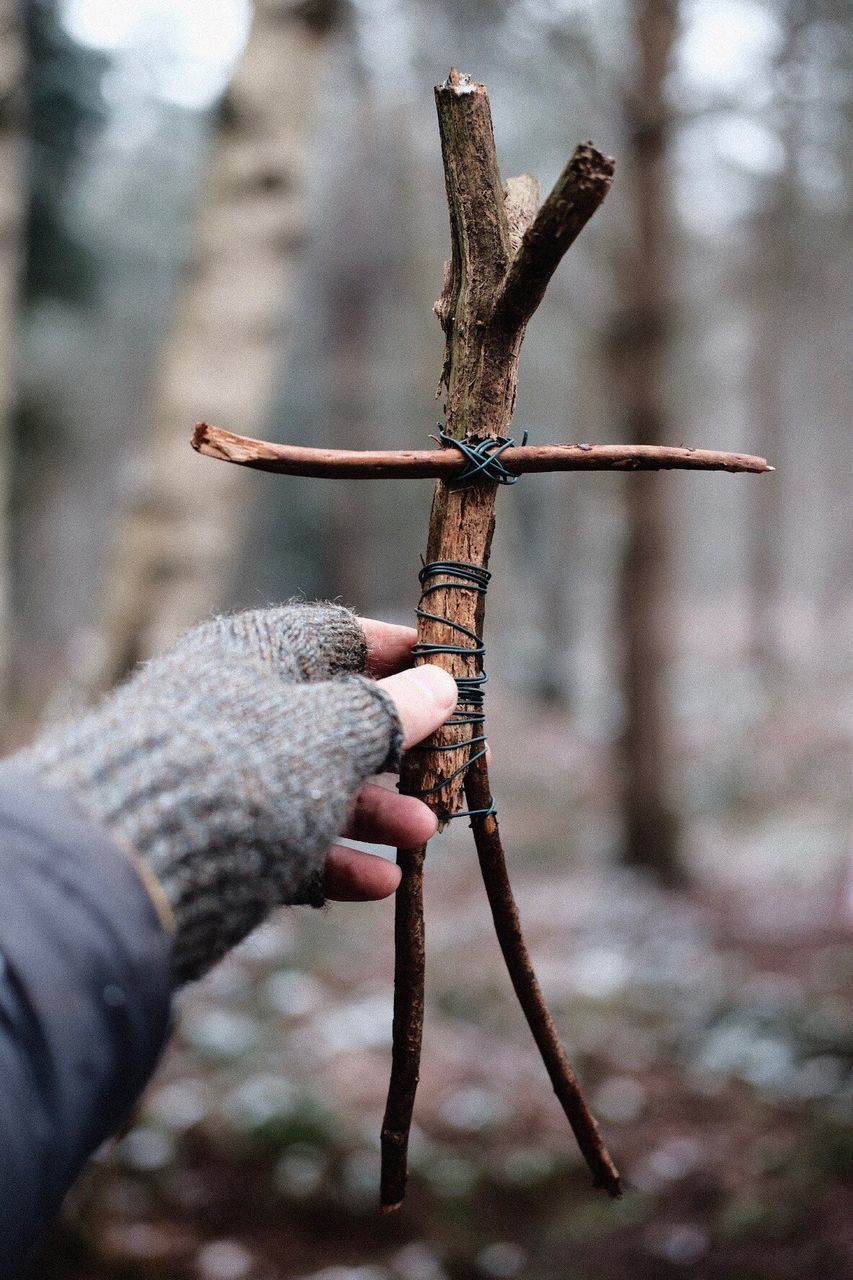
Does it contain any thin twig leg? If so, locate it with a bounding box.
[380,842,426,1211]
[464,756,622,1197]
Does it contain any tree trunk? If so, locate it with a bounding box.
[0,0,23,709]
[611,0,683,883]
[88,0,343,692]
[745,21,799,676]
[746,272,786,673]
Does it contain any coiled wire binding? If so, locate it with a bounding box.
[407,429,529,821]
[410,559,496,821]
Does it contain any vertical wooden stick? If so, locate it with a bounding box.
[380,840,426,1211]
[380,69,615,1210]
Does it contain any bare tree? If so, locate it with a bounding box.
[89,0,345,692]
[745,185,792,674]
[609,0,683,882]
[743,4,848,673]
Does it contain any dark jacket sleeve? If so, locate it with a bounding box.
[0,765,174,1274]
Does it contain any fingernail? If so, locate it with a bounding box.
[406,664,458,709]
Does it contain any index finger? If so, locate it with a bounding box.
[360,618,418,679]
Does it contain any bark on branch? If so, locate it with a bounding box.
[379,840,426,1211]
[492,143,615,331]
[380,68,618,1212]
[464,755,622,1196]
[193,422,773,477]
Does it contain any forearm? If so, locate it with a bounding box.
[0,766,173,1272]
[0,603,446,1269]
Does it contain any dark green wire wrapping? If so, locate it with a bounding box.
[408,430,529,820]
[410,559,496,820]
[438,428,528,487]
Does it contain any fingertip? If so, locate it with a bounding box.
[379,664,458,749]
[324,845,403,901]
[388,861,403,892]
[421,801,440,839]
[366,858,402,898]
[401,795,439,845]
[406,664,458,710]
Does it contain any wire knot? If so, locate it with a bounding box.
[438,428,528,487]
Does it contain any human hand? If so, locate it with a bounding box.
[18,604,457,983]
[323,619,452,902]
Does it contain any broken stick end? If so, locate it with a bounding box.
[597,1172,623,1200]
[380,1201,403,1215]
[191,422,211,453]
[579,139,616,176]
[437,67,483,95]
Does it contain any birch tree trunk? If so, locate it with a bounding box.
[89,0,343,692]
[0,1,23,708]
[610,0,683,882]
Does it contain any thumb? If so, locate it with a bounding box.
[377,665,458,750]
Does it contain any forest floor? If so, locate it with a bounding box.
[37,671,853,1280]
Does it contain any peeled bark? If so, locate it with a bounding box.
[89,0,343,693]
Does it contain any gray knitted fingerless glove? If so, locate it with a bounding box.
[17,604,403,985]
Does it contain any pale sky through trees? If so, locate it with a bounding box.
[59,0,252,109]
[30,0,849,677]
[58,0,783,119]
[56,0,842,234]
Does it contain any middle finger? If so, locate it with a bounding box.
[344,782,438,847]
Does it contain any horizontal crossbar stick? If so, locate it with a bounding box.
[192,423,773,478]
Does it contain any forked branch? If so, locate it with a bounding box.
[464,755,622,1197]
[493,143,615,331]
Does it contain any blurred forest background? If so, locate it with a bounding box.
[1,0,851,1276]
